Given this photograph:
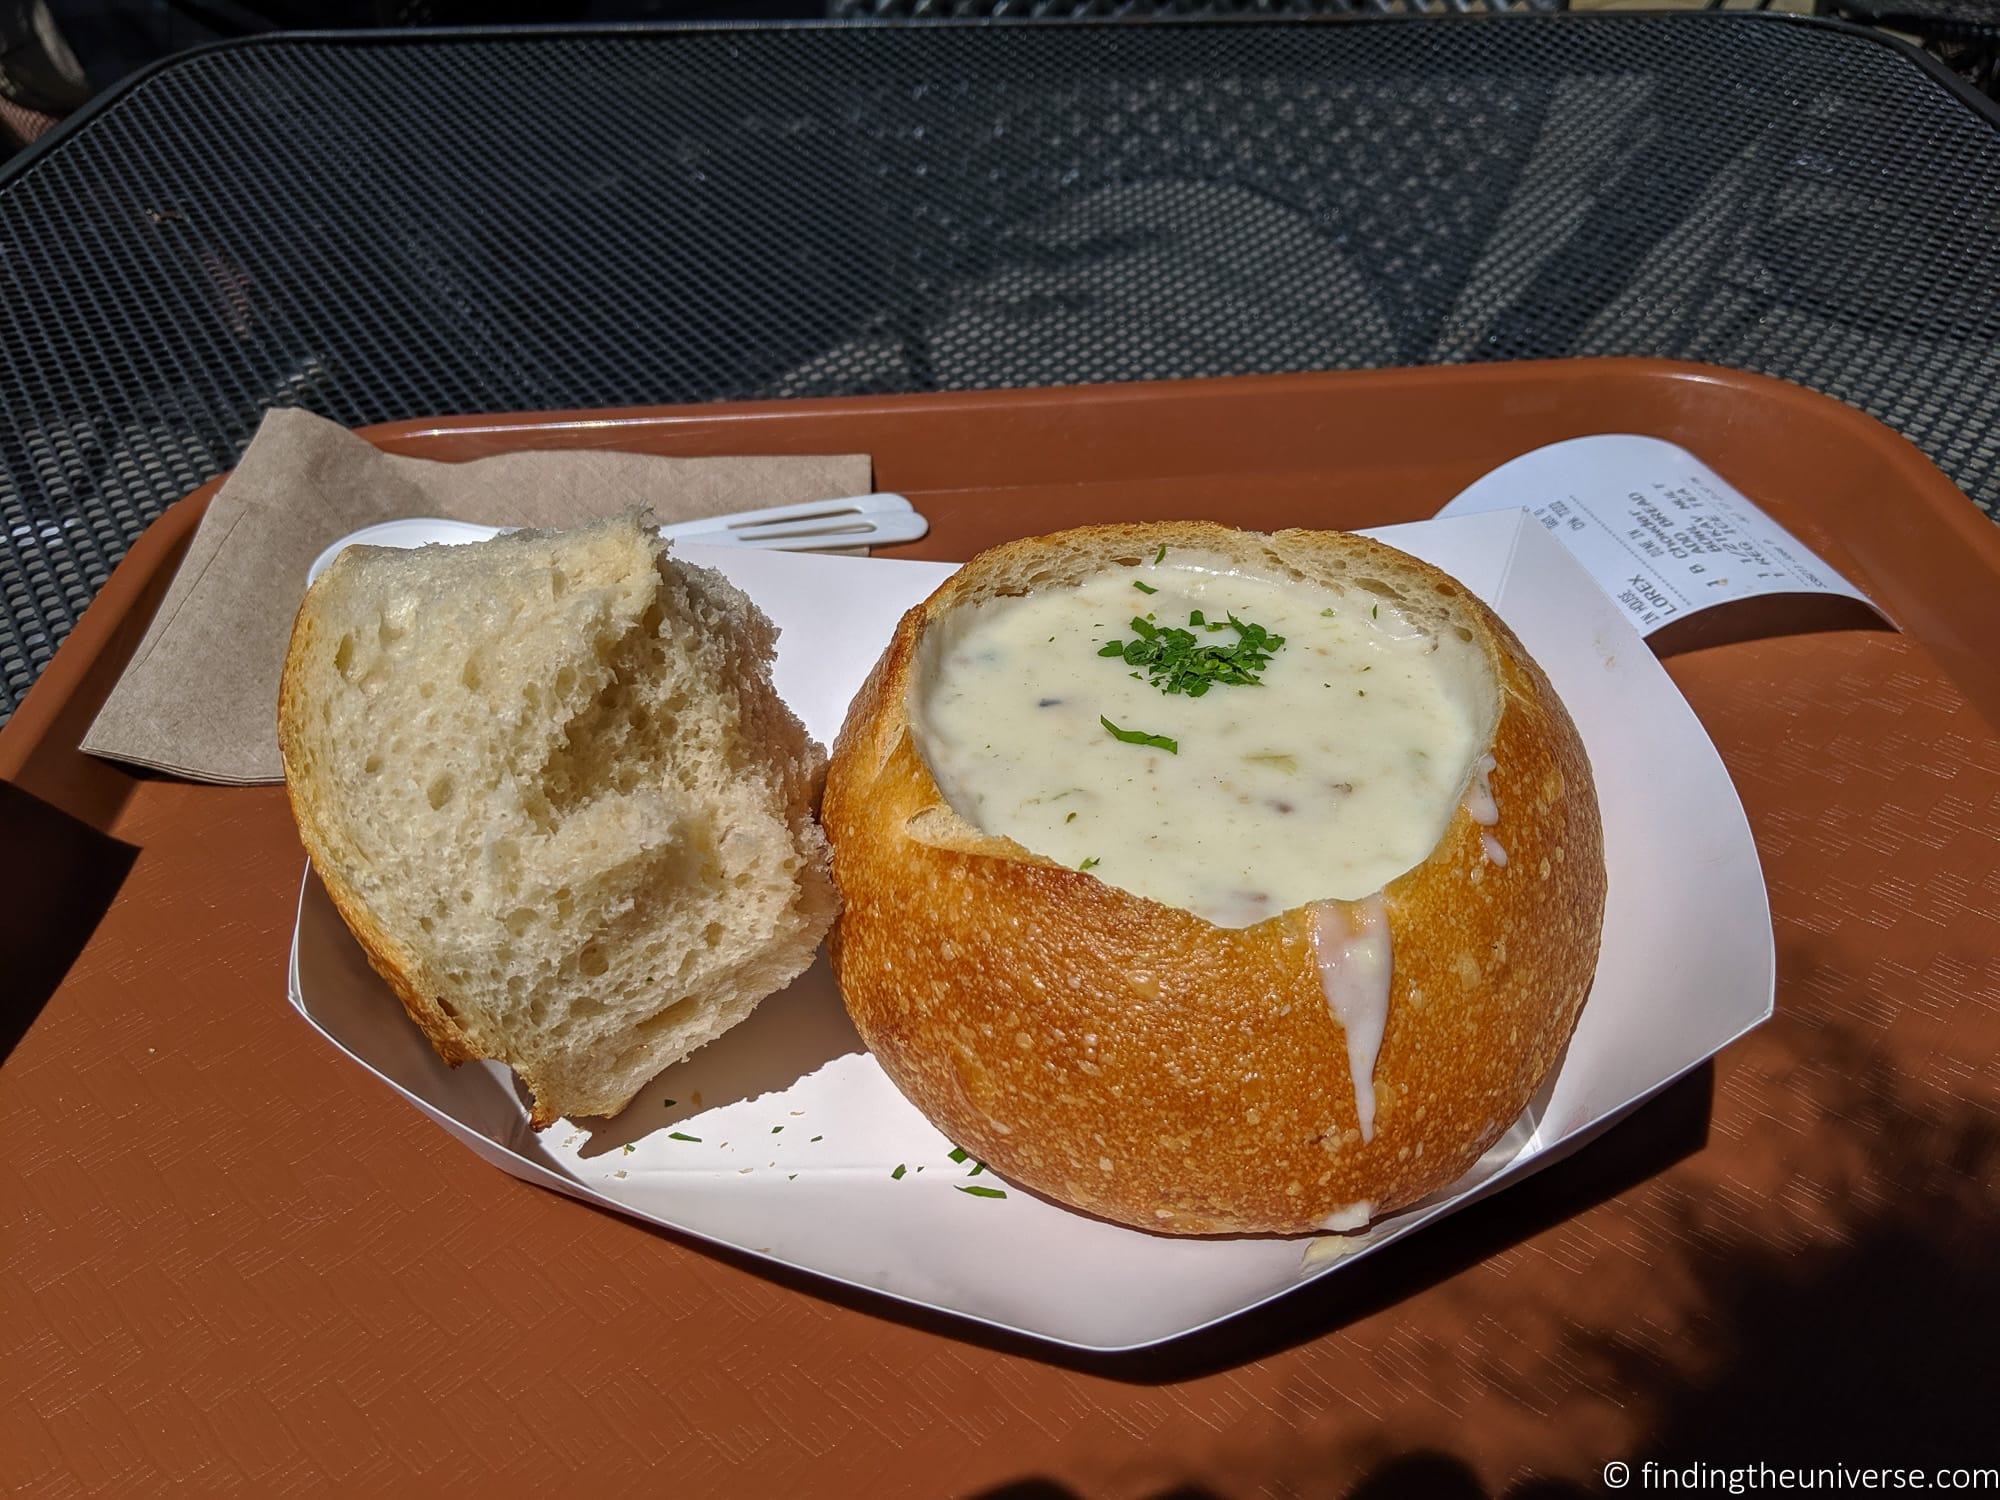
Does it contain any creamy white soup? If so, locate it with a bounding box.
[911,551,1495,930]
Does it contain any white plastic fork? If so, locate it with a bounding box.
[660,493,926,551]
[307,493,927,584]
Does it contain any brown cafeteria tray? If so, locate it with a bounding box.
[5,360,1997,1493]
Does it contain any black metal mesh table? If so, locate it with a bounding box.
[4,14,1999,723]
[1827,0,2000,44]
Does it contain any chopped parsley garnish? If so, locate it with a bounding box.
[1079,856,1100,872]
[811,1135,823,1142]
[667,1131,701,1142]
[1153,544,1167,564]
[957,1185,1007,1199]
[663,1098,677,1107]
[947,1146,970,1163]
[1100,716,1178,754]
[1371,603,1380,620]
[771,1125,783,1134]
[1132,579,1157,595]
[1097,612,1285,698]
[622,1143,635,1155]
[968,1161,986,1177]
[891,1164,907,1180]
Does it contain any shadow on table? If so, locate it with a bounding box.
[1341,1092,1998,1496]
[548,976,1999,1483]
[971,1485,1225,1500]
[0,779,138,1061]
[964,1099,2000,1494]
[1575,1104,2000,1474]
[1013,1028,1997,1498]
[967,1459,1582,1499]
[1365,1040,1998,1491]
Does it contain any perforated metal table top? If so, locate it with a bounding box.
[1829,0,2000,42]
[3,14,1998,723]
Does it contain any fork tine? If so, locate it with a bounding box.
[726,519,878,541]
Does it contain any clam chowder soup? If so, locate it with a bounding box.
[911,549,1497,929]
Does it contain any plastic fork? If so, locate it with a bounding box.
[307,493,927,584]
[660,493,926,551]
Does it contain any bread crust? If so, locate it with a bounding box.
[279,590,489,1073]
[823,522,1605,1235]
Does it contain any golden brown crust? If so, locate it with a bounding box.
[278,588,491,1079]
[823,522,1605,1235]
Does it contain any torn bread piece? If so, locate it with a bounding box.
[280,513,836,1127]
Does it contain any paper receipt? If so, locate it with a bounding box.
[1437,434,1878,637]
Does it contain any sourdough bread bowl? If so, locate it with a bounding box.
[823,522,1605,1235]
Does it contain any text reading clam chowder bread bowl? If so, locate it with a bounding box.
[279,514,836,1129]
[823,522,1605,1235]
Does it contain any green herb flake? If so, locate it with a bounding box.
[663,1098,677,1107]
[891,1164,907,1180]
[811,1135,823,1142]
[1153,544,1167,564]
[1132,579,1158,595]
[771,1125,784,1134]
[1321,608,1335,617]
[1095,611,1287,699]
[622,1143,635,1155]
[667,1131,701,1142]
[957,1185,1007,1199]
[968,1161,987,1177]
[1079,856,1100,872]
[1100,716,1178,754]
[1064,810,1077,824]
[1371,603,1380,620]
[788,1173,797,1180]
[947,1146,970,1163]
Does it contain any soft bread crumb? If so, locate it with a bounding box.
[279,512,836,1127]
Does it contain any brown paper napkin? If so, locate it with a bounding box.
[84,408,871,785]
